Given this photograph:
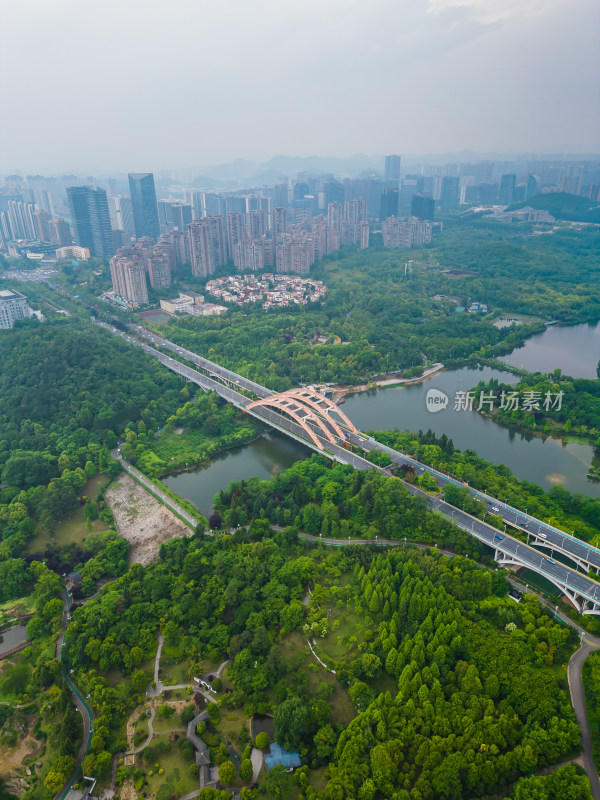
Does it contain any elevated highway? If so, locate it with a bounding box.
[94,319,600,613]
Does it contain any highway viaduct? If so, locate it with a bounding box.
[94,319,600,615]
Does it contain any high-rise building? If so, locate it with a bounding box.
[109,250,148,307]
[498,174,516,206]
[380,189,399,220]
[439,177,459,208]
[271,207,287,242]
[147,246,172,289]
[327,202,342,236]
[226,212,246,260]
[189,216,227,277]
[128,173,160,239]
[7,199,37,240]
[411,194,435,221]
[233,240,265,272]
[48,218,72,246]
[158,200,192,233]
[108,195,135,237]
[67,186,114,257]
[382,217,432,249]
[526,175,541,200]
[33,209,51,242]
[246,210,266,240]
[384,155,401,188]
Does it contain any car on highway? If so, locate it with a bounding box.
[538,532,548,539]
[494,533,504,541]
[491,506,500,512]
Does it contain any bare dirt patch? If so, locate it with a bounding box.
[105,473,191,565]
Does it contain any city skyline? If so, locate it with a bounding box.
[1,0,598,174]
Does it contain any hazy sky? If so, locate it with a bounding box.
[1,0,598,173]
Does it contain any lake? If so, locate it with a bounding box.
[341,366,599,498]
[500,322,600,379]
[164,363,599,514]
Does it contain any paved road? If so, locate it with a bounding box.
[111,449,200,529]
[53,590,94,800]
[97,321,600,610]
[350,430,600,575]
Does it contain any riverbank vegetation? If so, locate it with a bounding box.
[129,391,263,478]
[582,651,600,772]
[368,428,600,543]
[470,372,600,446]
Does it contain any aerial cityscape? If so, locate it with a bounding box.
[0,2,599,800]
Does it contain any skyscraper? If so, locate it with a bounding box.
[498,174,516,206]
[384,155,401,188]
[411,194,435,221]
[67,186,114,257]
[380,189,399,220]
[108,195,135,237]
[128,173,160,239]
[439,177,460,208]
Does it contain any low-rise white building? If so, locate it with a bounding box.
[0,288,35,329]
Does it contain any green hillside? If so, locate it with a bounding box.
[511,192,600,223]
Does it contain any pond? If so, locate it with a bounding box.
[163,430,311,516]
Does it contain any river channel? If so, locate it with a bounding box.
[164,325,600,513]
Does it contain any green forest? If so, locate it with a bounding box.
[138,222,600,388]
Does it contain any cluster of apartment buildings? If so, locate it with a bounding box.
[205,274,328,309]
[187,197,369,278]
[381,217,435,249]
[108,237,175,308]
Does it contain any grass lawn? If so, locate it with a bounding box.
[159,650,190,685]
[150,427,214,463]
[315,606,367,664]
[516,568,563,600]
[0,596,35,620]
[28,473,111,553]
[213,709,250,756]
[281,632,355,727]
[139,735,198,799]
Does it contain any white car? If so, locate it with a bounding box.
[491,506,500,513]
[538,532,548,539]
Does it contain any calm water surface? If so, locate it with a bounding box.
[500,322,600,378]
[342,365,599,497]
[0,625,28,656]
[163,430,311,515]
[166,326,600,513]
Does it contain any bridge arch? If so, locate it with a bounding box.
[248,388,357,448]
